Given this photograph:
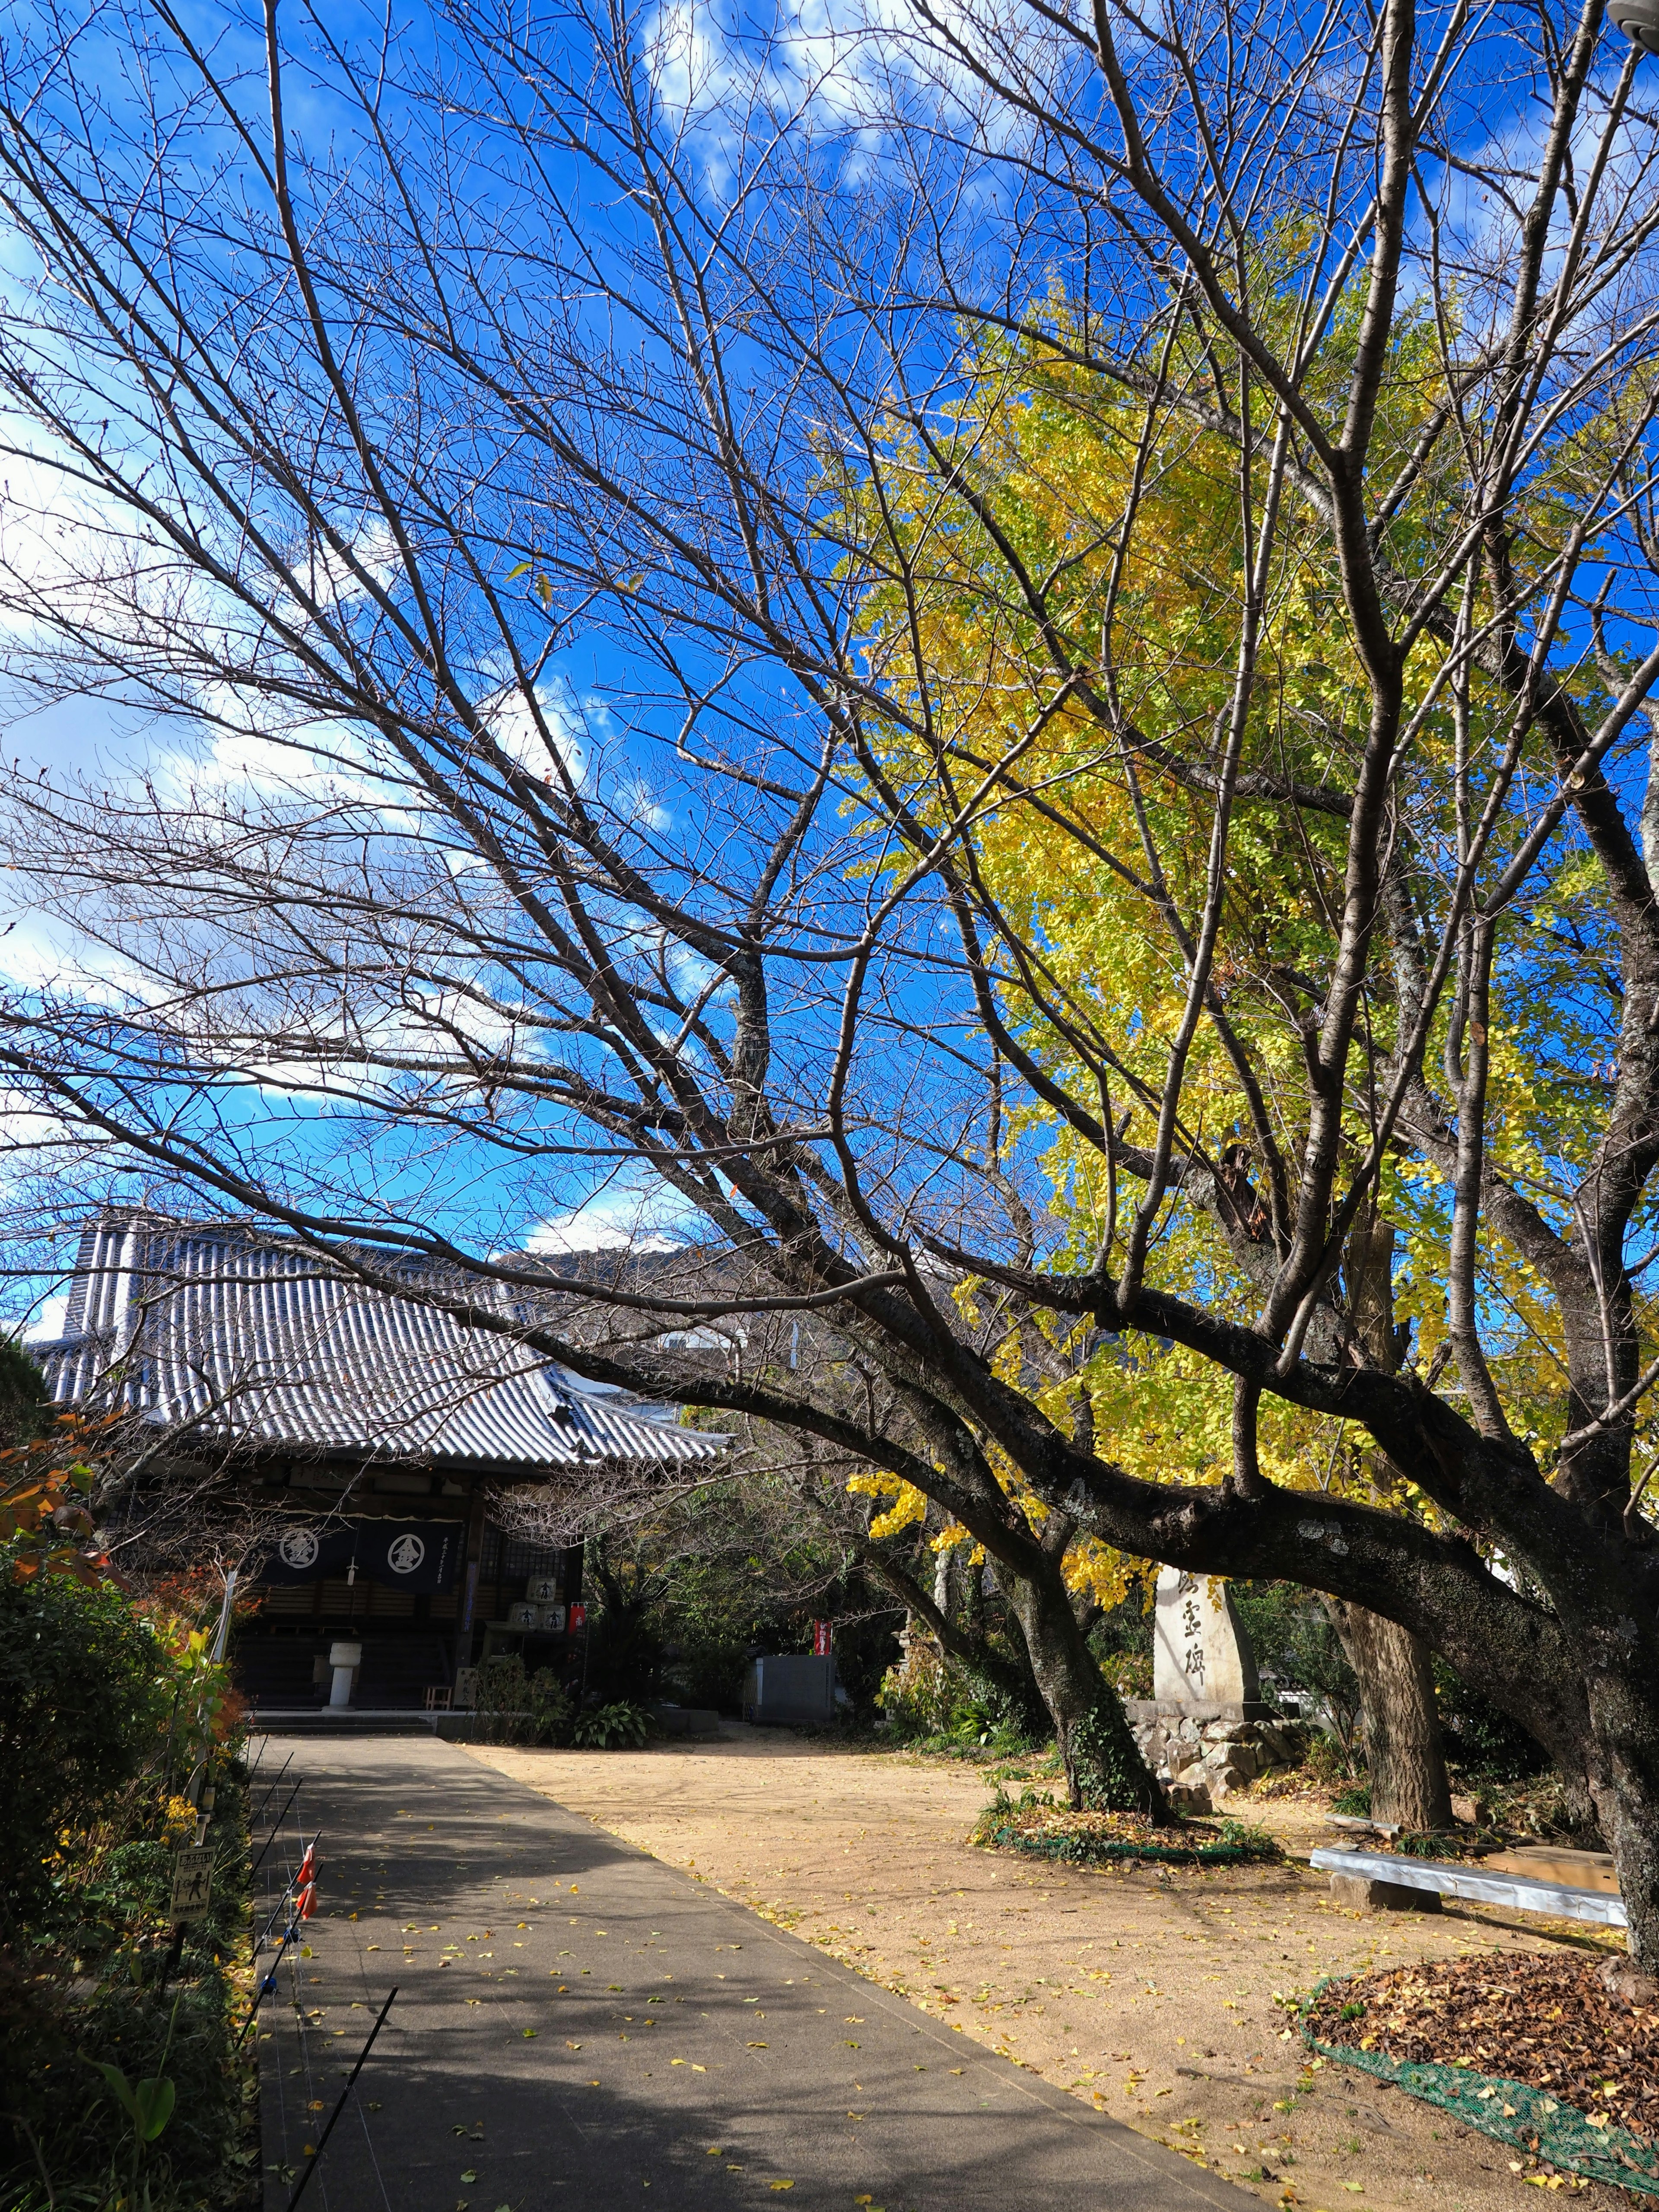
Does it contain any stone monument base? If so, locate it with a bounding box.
[1126,1700,1306,1812]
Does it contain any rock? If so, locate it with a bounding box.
[1168,1779,1214,1815]
[1601,1954,1659,2003]
[1177,1716,1201,1743]
[1328,1872,1442,1914]
[1449,1792,1481,1825]
[1167,1740,1201,1775]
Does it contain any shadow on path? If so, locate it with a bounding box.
[255,1734,1255,2212]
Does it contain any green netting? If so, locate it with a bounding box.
[1301,1981,1659,2198]
[976,1820,1276,1868]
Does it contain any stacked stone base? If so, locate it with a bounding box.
[1125,1698,1306,1814]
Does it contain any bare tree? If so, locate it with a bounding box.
[0,0,1658,1964]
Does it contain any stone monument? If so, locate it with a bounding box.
[1154,1567,1259,1707]
[1127,1568,1300,1808]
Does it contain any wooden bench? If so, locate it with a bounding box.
[1309,1846,1628,1928]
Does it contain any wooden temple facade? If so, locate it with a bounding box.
[41,1210,721,1713]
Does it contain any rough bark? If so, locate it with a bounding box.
[1004,1561,1169,1820]
[1327,1598,1453,1830]
[1329,1220,1454,1832]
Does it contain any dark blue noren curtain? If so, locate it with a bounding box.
[258,1519,464,1592]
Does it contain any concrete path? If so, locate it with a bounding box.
[253,1735,1254,2212]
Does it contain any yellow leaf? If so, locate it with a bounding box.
[769,2185,794,2193]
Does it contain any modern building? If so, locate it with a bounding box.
[39,1209,722,1713]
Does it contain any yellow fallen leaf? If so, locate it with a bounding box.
[747,2041,769,2048]
[691,2064,706,2073]
[769,2185,794,2193]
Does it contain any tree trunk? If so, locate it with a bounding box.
[1334,1216,1455,1831]
[1586,1670,1659,1988]
[1327,1599,1453,1830]
[1005,1565,1169,1820]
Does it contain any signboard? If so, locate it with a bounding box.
[169,1846,214,1923]
[812,1618,832,1656]
[567,1602,587,1634]
[260,1519,463,1592]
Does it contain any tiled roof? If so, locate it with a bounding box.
[42,1211,723,1471]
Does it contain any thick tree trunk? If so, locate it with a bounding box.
[1585,1670,1659,1989]
[1327,1599,1452,1830]
[1005,1565,1169,1820]
[1332,1217,1454,1832]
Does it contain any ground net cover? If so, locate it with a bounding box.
[1302,1955,1659,2197]
[973,1803,1278,1867]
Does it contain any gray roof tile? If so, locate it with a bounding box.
[44,1211,721,1471]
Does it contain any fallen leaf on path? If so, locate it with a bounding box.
[461,2171,477,2183]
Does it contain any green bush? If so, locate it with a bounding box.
[877,1644,1036,1754]
[572,1699,652,1748]
[472,1656,573,1745]
[0,1554,170,1936]
[0,1569,253,2212]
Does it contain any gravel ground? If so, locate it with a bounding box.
[466,1730,1643,2212]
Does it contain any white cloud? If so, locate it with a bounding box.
[22,1293,67,1346]
[524,1176,696,1253]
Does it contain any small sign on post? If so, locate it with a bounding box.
[170,1845,215,1922]
[812,1618,832,1656]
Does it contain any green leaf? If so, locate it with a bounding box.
[135,2075,176,2142]
[89,2058,141,2125]
[505,561,532,580]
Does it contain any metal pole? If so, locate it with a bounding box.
[285,1988,398,2211]
[210,1567,238,1662]
[248,1782,304,1881]
[250,1761,292,1831]
[254,1837,324,1956]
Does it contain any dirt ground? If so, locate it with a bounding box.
[465,1731,1639,2212]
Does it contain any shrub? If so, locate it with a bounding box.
[572,1699,652,1748]
[0,1564,252,2212]
[0,1552,170,1936]
[876,1642,1036,1753]
[471,1656,573,1745]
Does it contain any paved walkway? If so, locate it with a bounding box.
[253,1735,1254,2212]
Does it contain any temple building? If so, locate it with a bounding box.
[40,1209,721,1716]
